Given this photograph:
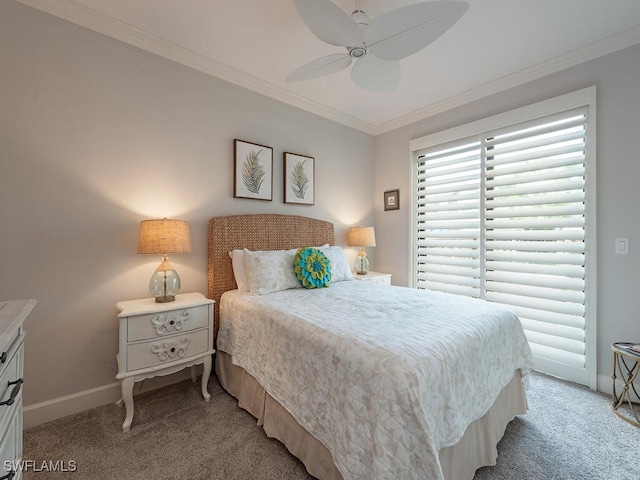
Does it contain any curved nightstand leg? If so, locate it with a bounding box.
[190,365,197,383]
[201,355,212,402]
[121,376,135,432]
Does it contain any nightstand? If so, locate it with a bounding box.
[115,292,215,432]
[352,271,392,285]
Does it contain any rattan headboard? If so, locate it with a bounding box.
[207,214,335,340]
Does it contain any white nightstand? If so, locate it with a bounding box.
[352,271,392,285]
[115,292,215,432]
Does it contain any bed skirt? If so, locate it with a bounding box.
[216,351,527,480]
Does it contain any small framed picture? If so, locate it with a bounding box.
[284,152,315,205]
[384,189,400,211]
[234,139,273,201]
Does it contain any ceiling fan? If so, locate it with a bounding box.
[287,0,469,92]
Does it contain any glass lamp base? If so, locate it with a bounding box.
[149,258,181,303]
[354,251,370,275]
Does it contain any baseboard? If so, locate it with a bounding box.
[597,373,613,396]
[24,368,196,429]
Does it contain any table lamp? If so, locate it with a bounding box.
[347,226,376,275]
[138,218,192,302]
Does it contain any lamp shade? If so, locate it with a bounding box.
[138,218,192,255]
[347,226,376,247]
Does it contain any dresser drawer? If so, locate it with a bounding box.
[0,300,33,476]
[0,400,22,480]
[126,328,209,371]
[0,329,21,369]
[0,339,23,435]
[127,305,209,342]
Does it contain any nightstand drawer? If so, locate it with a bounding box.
[127,305,209,342]
[366,275,391,285]
[126,329,210,371]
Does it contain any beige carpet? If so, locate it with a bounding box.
[24,376,313,480]
[23,371,640,479]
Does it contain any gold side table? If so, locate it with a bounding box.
[611,342,640,427]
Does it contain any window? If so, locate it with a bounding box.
[411,88,596,388]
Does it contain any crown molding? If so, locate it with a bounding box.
[16,0,640,137]
[373,24,640,135]
[16,0,378,135]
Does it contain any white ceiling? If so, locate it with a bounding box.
[18,0,640,135]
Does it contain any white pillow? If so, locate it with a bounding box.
[319,246,353,282]
[228,250,249,292]
[243,248,301,295]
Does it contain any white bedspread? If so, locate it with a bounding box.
[218,281,534,480]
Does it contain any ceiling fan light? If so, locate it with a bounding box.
[349,46,367,58]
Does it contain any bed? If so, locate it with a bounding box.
[208,214,534,480]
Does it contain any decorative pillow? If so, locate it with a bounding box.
[243,248,301,295]
[229,249,249,292]
[318,246,353,282]
[294,248,332,289]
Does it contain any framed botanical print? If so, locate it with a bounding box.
[284,152,314,205]
[384,189,400,211]
[234,139,273,201]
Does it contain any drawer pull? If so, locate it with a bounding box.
[0,470,15,480]
[0,378,23,407]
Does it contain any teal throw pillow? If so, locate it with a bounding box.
[294,247,332,289]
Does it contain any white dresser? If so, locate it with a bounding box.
[116,293,215,432]
[0,299,36,480]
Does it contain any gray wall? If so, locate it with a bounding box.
[374,43,640,383]
[0,2,374,406]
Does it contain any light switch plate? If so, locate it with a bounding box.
[615,237,629,255]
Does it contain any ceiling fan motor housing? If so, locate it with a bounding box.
[351,9,370,28]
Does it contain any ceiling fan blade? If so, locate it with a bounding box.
[351,55,401,93]
[293,0,364,47]
[286,54,353,82]
[367,1,469,61]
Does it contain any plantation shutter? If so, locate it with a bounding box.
[483,109,588,382]
[411,88,596,387]
[415,140,482,297]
